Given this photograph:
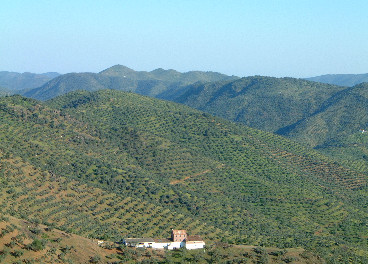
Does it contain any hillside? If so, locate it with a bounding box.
[1,90,368,262]
[278,82,368,166]
[21,65,238,101]
[173,76,346,132]
[172,77,368,167]
[0,216,121,263]
[306,73,368,86]
[0,71,59,91]
[0,86,13,97]
[0,215,325,264]
[19,69,368,164]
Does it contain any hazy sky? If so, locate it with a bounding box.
[1,0,368,77]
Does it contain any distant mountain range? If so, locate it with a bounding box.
[21,65,238,101]
[305,73,368,86]
[0,71,60,91]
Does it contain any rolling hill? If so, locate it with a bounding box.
[0,71,59,91]
[173,76,347,132]
[277,82,368,167]
[21,65,238,101]
[306,73,368,87]
[1,90,368,262]
[171,77,368,168]
[16,67,368,176]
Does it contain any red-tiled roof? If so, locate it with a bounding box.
[186,235,203,242]
[172,229,186,235]
[124,238,155,243]
[154,238,171,243]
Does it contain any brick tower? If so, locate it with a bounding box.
[171,230,187,242]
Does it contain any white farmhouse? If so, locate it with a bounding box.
[185,235,206,250]
[123,229,205,250]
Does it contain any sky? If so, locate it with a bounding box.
[1,0,368,78]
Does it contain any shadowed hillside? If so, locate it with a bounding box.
[172,77,368,169]
[276,82,368,169]
[174,76,346,132]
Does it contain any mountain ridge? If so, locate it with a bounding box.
[21,65,238,101]
[0,71,60,91]
[13,66,368,170]
[306,73,368,86]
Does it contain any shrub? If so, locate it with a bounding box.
[90,255,101,263]
[27,239,46,251]
[11,250,24,257]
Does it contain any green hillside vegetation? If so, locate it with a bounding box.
[174,76,346,132]
[0,71,59,91]
[21,65,238,101]
[279,83,368,165]
[1,90,368,262]
[0,87,13,97]
[20,66,368,167]
[13,66,368,171]
[173,77,368,169]
[306,73,368,87]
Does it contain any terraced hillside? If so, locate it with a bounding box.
[0,157,222,242]
[1,91,368,260]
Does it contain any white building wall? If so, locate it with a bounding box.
[151,242,169,249]
[167,241,182,250]
[185,242,205,250]
[136,242,154,248]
